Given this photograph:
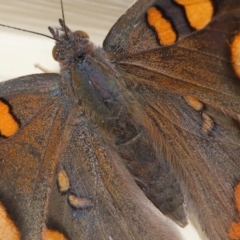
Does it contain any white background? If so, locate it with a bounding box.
[0,1,201,239]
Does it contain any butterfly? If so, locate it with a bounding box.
[1,0,240,239]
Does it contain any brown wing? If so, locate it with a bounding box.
[104,0,240,239]
[0,74,183,239]
[0,73,71,239]
[47,112,183,240]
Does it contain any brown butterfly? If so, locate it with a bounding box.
[1,0,240,239]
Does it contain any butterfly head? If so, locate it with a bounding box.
[49,19,94,68]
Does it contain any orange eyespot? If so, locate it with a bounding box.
[52,45,58,61]
[74,30,89,39]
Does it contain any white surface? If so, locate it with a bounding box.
[0,1,201,239]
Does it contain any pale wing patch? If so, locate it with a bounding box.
[185,96,203,111]
[231,33,240,78]
[0,101,19,137]
[57,170,70,193]
[202,113,214,133]
[175,0,213,29]
[0,202,20,240]
[43,229,67,240]
[68,195,93,209]
[229,183,240,239]
[147,7,177,45]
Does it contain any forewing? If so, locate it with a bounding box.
[0,74,72,239]
[104,0,240,239]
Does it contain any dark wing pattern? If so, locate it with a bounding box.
[0,74,182,240]
[47,111,183,240]
[104,0,240,239]
[0,74,70,239]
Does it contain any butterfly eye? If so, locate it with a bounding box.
[52,45,58,61]
[74,30,89,39]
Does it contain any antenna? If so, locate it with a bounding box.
[0,24,56,41]
[60,0,69,38]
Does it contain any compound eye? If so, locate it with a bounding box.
[74,30,89,39]
[52,45,58,61]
